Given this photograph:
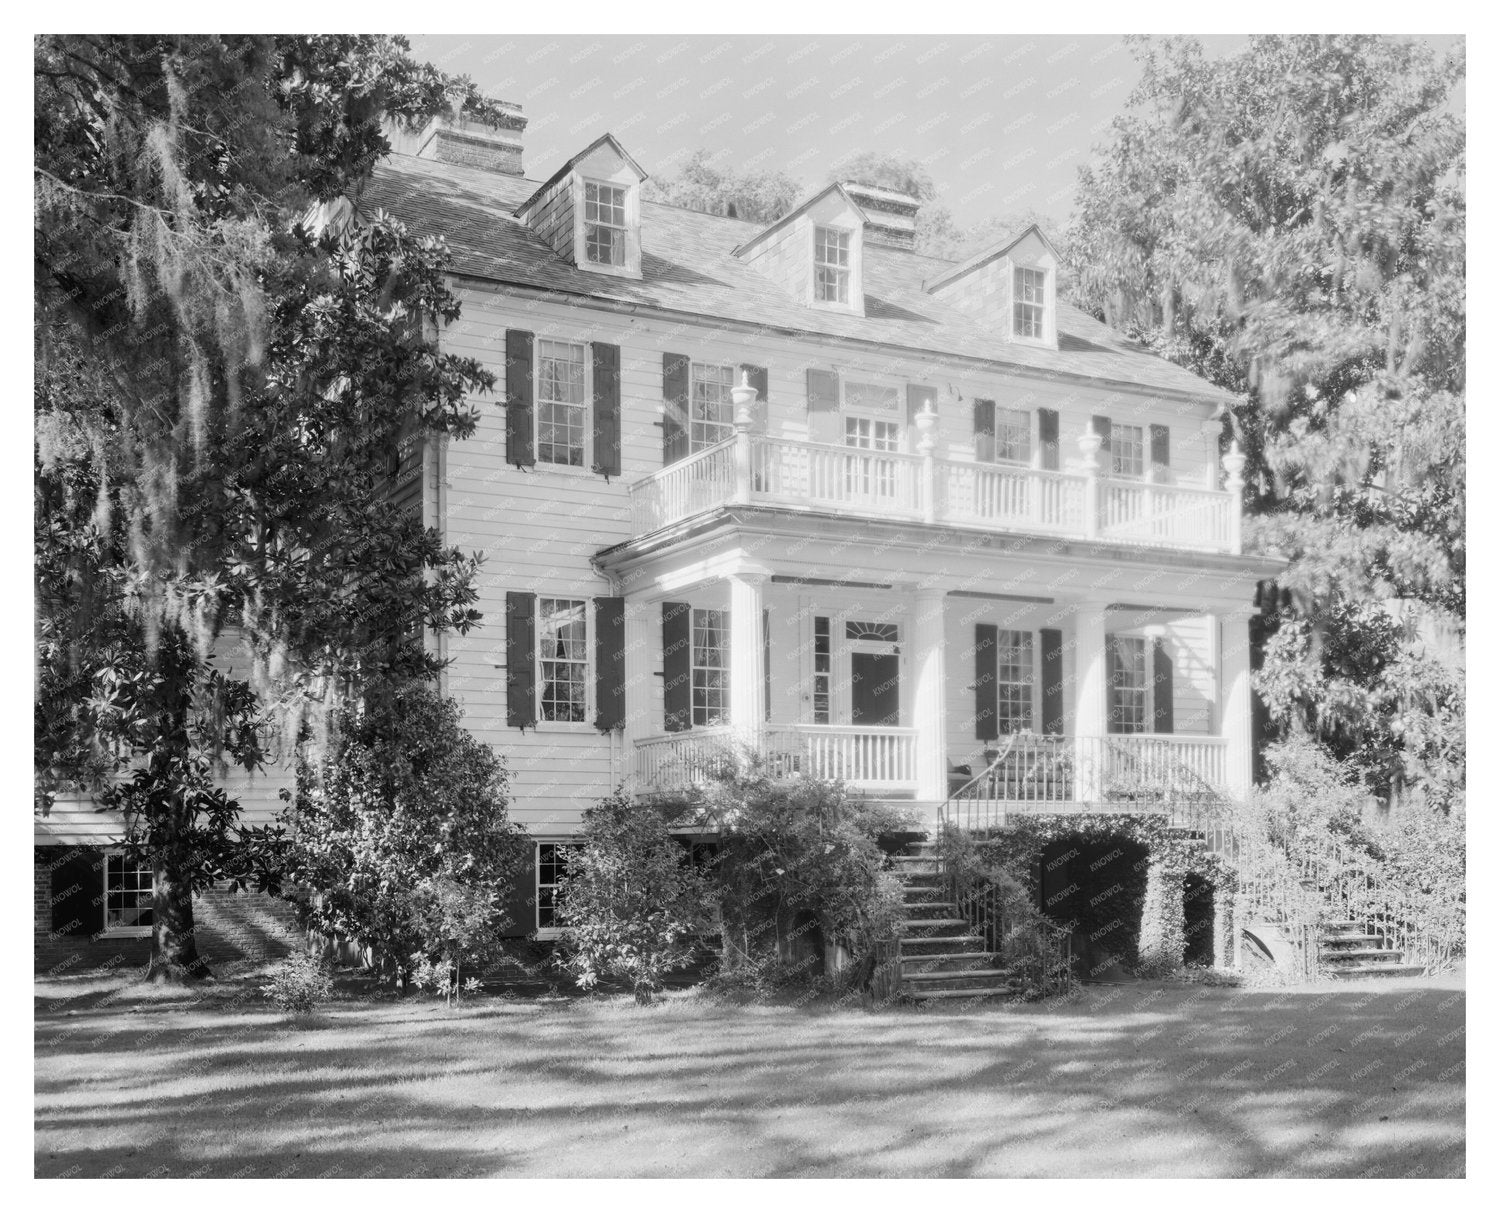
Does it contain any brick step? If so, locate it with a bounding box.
[900,934,986,953]
[1327,962,1426,979]
[906,984,1023,1002]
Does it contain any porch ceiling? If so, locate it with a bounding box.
[594,504,1285,610]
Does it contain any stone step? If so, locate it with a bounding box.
[906,985,1023,1002]
[901,917,971,931]
[1321,933,1385,945]
[899,901,957,913]
[1320,948,1407,961]
[900,952,999,972]
[900,934,986,953]
[1327,962,1426,979]
[905,967,1015,983]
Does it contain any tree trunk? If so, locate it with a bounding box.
[148,850,212,982]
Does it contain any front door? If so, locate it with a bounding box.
[850,651,900,726]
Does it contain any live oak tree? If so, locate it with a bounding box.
[1070,35,1465,807]
[35,35,504,980]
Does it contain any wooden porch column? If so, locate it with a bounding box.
[1073,599,1110,802]
[621,597,654,786]
[727,572,767,745]
[1219,607,1256,798]
[910,587,948,802]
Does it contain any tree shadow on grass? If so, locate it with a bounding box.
[35,979,1464,1178]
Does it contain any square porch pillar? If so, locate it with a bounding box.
[1072,600,1111,802]
[727,572,767,746]
[910,588,948,802]
[1218,608,1256,798]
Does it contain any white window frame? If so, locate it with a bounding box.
[537,597,591,727]
[989,406,1033,466]
[689,361,736,452]
[1013,265,1049,342]
[691,607,729,728]
[1110,423,1147,481]
[813,224,852,305]
[534,339,591,471]
[102,850,153,938]
[993,629,1036,735]
[535,841,584,938]
[582,179,629,268]
[1107,633,1151,735]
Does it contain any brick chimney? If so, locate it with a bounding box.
[413,99,527,176]
[841,181,920,250]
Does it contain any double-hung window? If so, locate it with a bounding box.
[584,181,628,267]
[691,608,729,726]
[1014,266,1047,339]
[536,842,582,931]
[814,225,851,304]
[104,852,153,936]
[690,362,735,450]
[1108,635,1149,734]
[993,407,1031,464]
[538,598,588,723]
[994,630,1035,734]
[536,340,588,467]
[1110,423,1146,480]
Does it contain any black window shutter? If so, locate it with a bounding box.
[1152,637,1174,734]
[593,596,625,731]
[50,850,104,937]
[662,601,693,732]
[905,384,934,430]
[1038,408,1060,471]
[497,843,537,938]
[1040,627,1064,735]
[506,591,537,729]
[505,330,535,468]
[1150,423,1170,480]
[762,607,771,722]
[974,398,997,462]
[1104,633,1122,733]
[663,353,691,466]
[975,623,999,741]
[1092,415,1112,468]
[591,343,621,478]
[807,367,840,444]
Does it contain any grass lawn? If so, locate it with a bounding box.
[35,969,1465,1178]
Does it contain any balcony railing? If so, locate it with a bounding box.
[634,723,920,795]
[627,434,1240,553]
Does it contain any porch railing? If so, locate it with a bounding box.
[634,723,919,795]
[625,434,1240,553]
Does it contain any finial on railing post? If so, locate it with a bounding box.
[1222,438,1247,555]
[730,371,759,505]
[1078,422,1104,539]
[916,398,938,524]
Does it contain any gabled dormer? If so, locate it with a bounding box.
[924,224,1061,349]
[514,133,648,280]
[733,183,871,317]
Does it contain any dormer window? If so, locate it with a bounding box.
[814,225,852,304]
[584,180,628,267]
[1014,266,1047,339]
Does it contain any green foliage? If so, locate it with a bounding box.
[284,686,528,986]
[260,951,335,1015]
[1137,857,1188,976]
[1069,35,1465,799]
[35,35,502,977]
[643,149,801,224]
[691,756,912,988]
[555,796,713,1005]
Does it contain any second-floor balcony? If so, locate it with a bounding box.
[628,430,1244,555]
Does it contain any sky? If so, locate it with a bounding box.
[405,34,1463,234]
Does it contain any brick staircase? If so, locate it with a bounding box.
[891,841,1023,1002]
[1319,919,1425,979]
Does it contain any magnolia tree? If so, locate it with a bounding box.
[35,36,506,979]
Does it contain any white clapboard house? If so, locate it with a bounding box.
[362,110,1285,941]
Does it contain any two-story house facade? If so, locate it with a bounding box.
[365,111,1285,939]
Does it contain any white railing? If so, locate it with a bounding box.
[750,437,924,518]
[627,438,736,533]
[1101,481,1230,550]
[634,723,919,794]
[626,435,1239,554]
[941,463,1087,532]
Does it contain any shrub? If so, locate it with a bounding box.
[692,754,913,989]
[555,795,713,1005]
[284,686,530,988]
[260,951,334,1015]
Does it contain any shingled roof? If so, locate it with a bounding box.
[364,153,1238,406]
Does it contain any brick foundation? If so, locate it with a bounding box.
[33,847,302,976]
